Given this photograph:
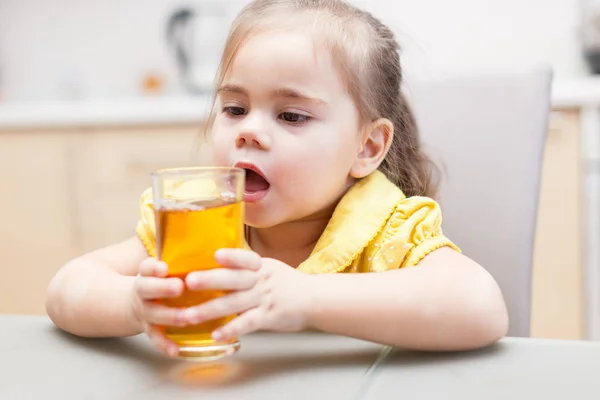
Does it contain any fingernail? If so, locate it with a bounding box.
[170,282,181,294]
[156,262,168,275]
[214,249,224,261]
[185,309,200,324]
[212,330,222,341]
[175,311,186,326]
[186,275,199,288]
[168,346,179,357]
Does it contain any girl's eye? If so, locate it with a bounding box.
[223,106,247,117]
[279,112,311,124]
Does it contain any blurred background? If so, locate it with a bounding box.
[0,0,599,343]
[0,0,592,102]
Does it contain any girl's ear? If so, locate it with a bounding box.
[350,118,394,179]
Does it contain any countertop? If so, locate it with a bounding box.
[0,96,212,129]
[1,76,600,130]
[3,314,600,399]
[551,76,600,108]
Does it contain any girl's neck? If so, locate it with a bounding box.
[247,179,355,267]
[246,207,335,268]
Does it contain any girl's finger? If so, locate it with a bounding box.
[146,324,179,358]
[214,249,262,271]
[186,268,259,291]
[135,276,184,300]
[139,258,169,277]
[212,307,264,342]
[141,301,187,327]
[183,290,259,325]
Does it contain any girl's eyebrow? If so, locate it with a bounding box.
[218,84,249,96]
[218,84,327,105]
[274,87,327,105]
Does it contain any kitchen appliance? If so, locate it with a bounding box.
[166,2,242,94]
[582,0,600,73]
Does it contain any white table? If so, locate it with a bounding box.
[2,315,600,399]
[0,315,384,399]
[362,337,600,399]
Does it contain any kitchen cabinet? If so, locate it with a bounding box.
[72,126,209,252]
[0,124,206,314]
[531,108,584,340]
[0,130,79,314]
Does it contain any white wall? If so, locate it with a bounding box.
[371,0,587,81]
[0,0,588,102]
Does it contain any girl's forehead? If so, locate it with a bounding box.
[223,30,344,94]
[235,31,324,68]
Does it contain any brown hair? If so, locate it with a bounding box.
[204,0,438,198]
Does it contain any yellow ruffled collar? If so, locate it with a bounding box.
[245,171,404,274]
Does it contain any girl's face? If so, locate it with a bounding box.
[211,31,363,228]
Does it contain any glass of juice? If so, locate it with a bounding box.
[151,166,245,361]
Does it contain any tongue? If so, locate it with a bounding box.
[245,169,270,192]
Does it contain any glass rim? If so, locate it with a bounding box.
[151,166,245,178]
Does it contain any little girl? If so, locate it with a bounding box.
[46,0,508,358]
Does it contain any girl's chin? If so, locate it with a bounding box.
[243,208,282,230]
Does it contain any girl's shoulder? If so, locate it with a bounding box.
[356,171,461,269]
[371,194,461,270]
[300,171,460,274]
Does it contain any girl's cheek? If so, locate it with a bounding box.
[213,148,229,164]
[209,140,228,164]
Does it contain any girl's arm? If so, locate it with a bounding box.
[45,237,147,337]
[188,247,508,351]
[306,247,509,351]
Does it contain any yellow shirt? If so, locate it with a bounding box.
[136,170,460,273]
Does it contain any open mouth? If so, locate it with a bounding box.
[245,168,270,193]
[234,162,270,202]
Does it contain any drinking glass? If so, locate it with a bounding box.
[152,167,245,361]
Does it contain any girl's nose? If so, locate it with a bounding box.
[235,130,271,150]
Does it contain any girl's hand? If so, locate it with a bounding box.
[130,258,186,358]
[183,249,314,342]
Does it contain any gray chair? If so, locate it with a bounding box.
[406,67,553,337]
